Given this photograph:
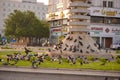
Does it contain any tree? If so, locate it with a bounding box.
[4,10,49,46]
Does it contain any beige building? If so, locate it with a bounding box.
[0,0,48,36]
[46,0,70,44]
[88,0,120,48]
[47,0,120,48]
[47,0,91,44]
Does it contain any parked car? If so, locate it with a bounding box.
[110,43,120,50]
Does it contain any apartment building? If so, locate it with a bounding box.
[88,0,120,48]
[47,0,70,44]
[0,0,48,36]
[47,0,120,48]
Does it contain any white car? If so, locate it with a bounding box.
[110,43,120,50]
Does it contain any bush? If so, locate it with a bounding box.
[99,58,106,62]
[115,56,120,64]
[62,58,69,63]
[1,46,12,49]
[45,56,51,61]
[99,58,107,65]
[116,50,120,54]
[87,56,95,62]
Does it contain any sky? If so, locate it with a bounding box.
[37,0,48,5]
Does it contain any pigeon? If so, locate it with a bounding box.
[79,36,82,40]
[87,45,90,49]
[70,37,73,41]
[66,36,70,40]
[86,51,89,54]
[69,46,72,51]
[74,39,77,42]
[65,44,69,47]
[63,47,67,51]
[79,41,83,46]
[90,49,95,52]
[80,49,83,53]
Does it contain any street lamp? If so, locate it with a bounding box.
[56,33,59,44]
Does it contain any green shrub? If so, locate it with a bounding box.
[99,58,107,65]
[115,56,120,64]
[62,58,69,63]
[87,56,95,61]
[99,58,106,62]
[116,50,120,54]
[1,46,12,49]
[45,56,51,61]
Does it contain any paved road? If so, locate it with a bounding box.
[0,67,120,77]
[0,67,120,80]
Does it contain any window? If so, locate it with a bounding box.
[8,3,10,6]
[103,1,107,7]
[108,1,113,8]
[37,7,40,9]
[103,1,114,8]
[13,4,15,7]
[28,6,31,9]
[3,13,5,17]
[104,18,111,24]
[3,8,6,11]
[18,4,20,8]
[111,18,120,24]
[3,3,5,6]
[91,17,120,24]
[91,16,104,23]
[8,9,11,11]
[38,12,40,15]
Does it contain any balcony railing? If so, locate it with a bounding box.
[91,23,120,27]
[69,2,90,7]
[69,27,88,32]
[69,15,90,20]
[69,8,88,13]
[69,21,90,26]
[46,16,64,21]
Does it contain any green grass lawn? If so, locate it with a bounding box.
[0,50,120,71]
[4,60,120,71]
[36,60,120,70]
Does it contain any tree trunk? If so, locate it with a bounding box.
[38,37,41,46]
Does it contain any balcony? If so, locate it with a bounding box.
[69,8,88,13]
[91,23,120,27]
[69,15,90,20]
[69,27,88,32]
[69,2,90,7]
[47,17,64,21]
[46,15,64,21]
[69,21,90,26]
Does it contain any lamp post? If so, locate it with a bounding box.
[56,33,59,44]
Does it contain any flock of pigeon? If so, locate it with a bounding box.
[47,32,114,60]
[53,32,100,54]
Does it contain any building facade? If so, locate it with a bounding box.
[0,0,48,36]
[88,0,120,48]
[47,0,120,48]
[47,0,70,44]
